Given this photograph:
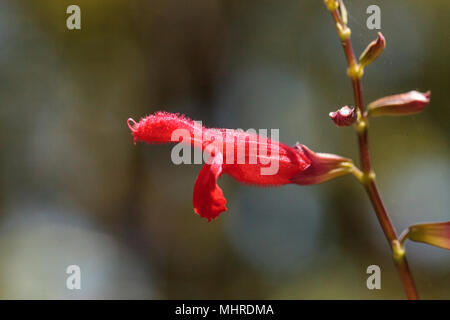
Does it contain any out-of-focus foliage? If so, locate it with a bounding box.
[0,0,448,299]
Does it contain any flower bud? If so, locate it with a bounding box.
[359,32,386,67]
[406,221,450,250]
[338,0,348,25]
[291,144,353,185]
[329,106,356,127]
[368,90,431,116]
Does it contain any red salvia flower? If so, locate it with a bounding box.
[127,112,352,221]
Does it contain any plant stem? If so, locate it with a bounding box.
[326,2,419,299]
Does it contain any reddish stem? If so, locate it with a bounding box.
[328,5,419,299]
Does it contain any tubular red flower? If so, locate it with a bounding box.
[128,112,352,220]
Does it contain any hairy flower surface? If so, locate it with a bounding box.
[128,112,351,220]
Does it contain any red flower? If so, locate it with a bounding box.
[128,112,352,221]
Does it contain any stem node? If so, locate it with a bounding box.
[356,119,367,133]
[392,240,406,262]
[324,0,339,11]
[336,23,351,41]
[347,64,364,80]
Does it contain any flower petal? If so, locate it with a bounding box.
[193,153,227,221]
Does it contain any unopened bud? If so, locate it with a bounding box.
[329,106,356,127]
[359,32,386,67]
[338,0,348,25]
[368,90,431,116]
[406,221,450,250]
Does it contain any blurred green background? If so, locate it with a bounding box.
[0,0,449,299]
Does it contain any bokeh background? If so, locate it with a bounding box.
[0,0,449,299]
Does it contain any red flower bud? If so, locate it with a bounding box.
[128,112,353,221]
[406,221,450,250]
[329,106,356,127]
[368,90,431,116]
[359,32,386,67]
